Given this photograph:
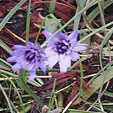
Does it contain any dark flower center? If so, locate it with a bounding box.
[25,50,35,61]
[56,42,68,54]
[24,49,41,63]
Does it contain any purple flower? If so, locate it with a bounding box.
[7,41,47,81]
[42,30,87,72]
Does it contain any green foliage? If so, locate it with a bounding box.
[103,46,113,56]
[18,70,44,107]
[45,15,61,32]
[49,0,56,14]
[48,79,56,111]
[0,39,12,54]
[0,84,14,113]
[0,0,27,31]
[26,0,31,41]
[0,58,11,70]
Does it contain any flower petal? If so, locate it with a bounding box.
[12,45,26,50]
[12,63,21,72]
[45,48,58,57]
[78,43,88,46]
[21,61,35,71]
[12,49,26,56]
[42,30,53,38]
[39,62,46,73]
[70,52,80,61]
[47,34,61,47]
[35,44,41,51]
[28,71,36,81]
[59,55,71,73]
[7,56,16,62]
[7,41,47,82]
[68,30,78,41]
[56,33,67,40]
[68,30,78,47]
[15,55,25,63]
[47,37,60,46]
[26,41,35,48]
[46,32,67,47]
[15,55,35,71]
[48,55,59,68]
[74,44,87,52]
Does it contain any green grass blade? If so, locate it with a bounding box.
[0,69,17,77]
[35,18,45,44]
[0,0,27,31]
[26,0,31,41]
[0,84,14,113]
[79,1,112,44]
[79,21,113,43]
[79,59,84,101]
[0,58,11,70]
[9,99,19,113]
[58,92,63,107]
[18,70,44,107]
[98,26,113,112]
[63,61,112,113]
[99,27,113,72]
[0,39,12,54]
[79,67,113,102]
[1,74,25,112]
[49,14,66,32]
[20,104,32,113]
[103,91,113,98]
[88,1,112,24]
[49,0,56,14]
[68,109,100,113]
[62,93,80,113]
[74,0,86,30]
[48,79,56,111]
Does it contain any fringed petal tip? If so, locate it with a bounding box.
[28,71,36,81]
[42,30,53,38]
[68,30,78,41]
[28,77,35,82]
[26,41,34,48]
[59,55,71,73]
[7,56,16,62]
[28,75,35,82]
[12,63,21,72]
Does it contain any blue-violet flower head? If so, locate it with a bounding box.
[7,41,47,81]
[42,30,87,73]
